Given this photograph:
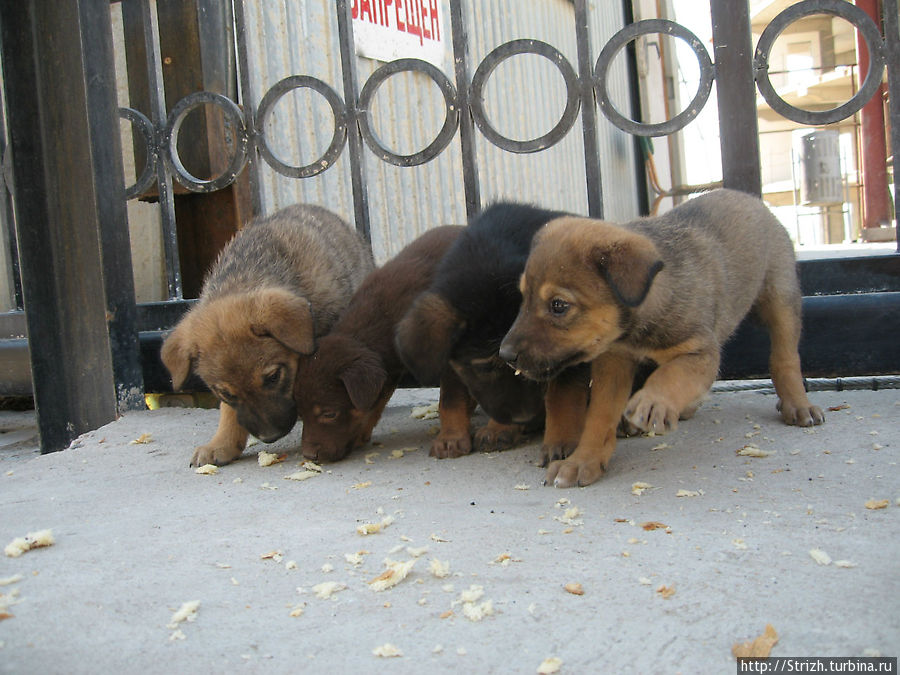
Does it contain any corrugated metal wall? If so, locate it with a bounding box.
[241,0,640,264]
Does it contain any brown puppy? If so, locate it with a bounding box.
[161,204,374,467]
[294,225,473,463]
[500,189,824,488]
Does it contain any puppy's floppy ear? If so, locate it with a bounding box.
[250,288,315,354]
[395,292,465,386]
[339,349,388,411]
[591,232,663,307]
[161,315,198,391]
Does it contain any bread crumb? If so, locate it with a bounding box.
[632,481,653,495]
[130,433,152,444]
[169,629,186,641]
[286,561,298,570]
[514,484,531,490]
[834,560,858,568]
[0,575,23,587]
[289,604,305,617]
[537,657,563,674]
[352,481,372,489]
[357,515,395,535]
[737,444,775,458]
[312,581,347,599]
[865,499,889,510]
[406,546,429,558]
[809,548,832,566]
[411,403,439,420]
[676,489,702,498]
[257,451,285,467]
[368,558,417,592]
[656,584,676,598]
[564,582,584,596]
[166,600,199,629]
[638,577,652,586]
[364,452,379,464]
[344,551,368,566]
[4,529,54,558]
[641,521,669,532]
[372,643,403,658]
[284,470,318,481]
[430,533,450,543]
[732,624,778,659]
[260,550,283,562]
[194,464,218,475]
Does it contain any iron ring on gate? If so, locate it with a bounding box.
[119,107,156,199]
[357,58,459,167]
[596,19,713,137]
[470,39,580,153]
[256,75,348,178]
[164,91,249,192]
[754,0,886,125]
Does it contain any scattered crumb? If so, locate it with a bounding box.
[129,433,152,444]
[260,550,284,562]
[0,575,23,586]
[257,451,285,467]
[169,629,186,641]
[454,585,493,622]
[514,484,530,490]
[284,470,319,482]
[641,521,669,532]
[410,403,439,420]
[631,482,653,496]
[406,546,429,558]
[430,533,450,543]
[865,499,889,510]
[651,443,671,451]
[5,529,55,558]
[368,559,417,592]
[537,657,563,674]
[194,464,218,475]
[344,551,368,566]
[352,481,372,489]
[733,539,748,550]
[364,452,379,464]
[357,515,395,535]
[312,581,347,599]
[429,559,451,578]
[809,548,832,566]
[289,604,306,617]
[732,624,779,659]
[320,563,332,573]
[166,600,200,629]
[737,444,775,458]
[259,482,277,490]
[372,643,403,658]
[656,584,676,598]
[564,582,584,596]
[676,489,702,498]
[834,560,858,568]
[554,507,583,526]
[286,561,298,570]
[638,577,652,586]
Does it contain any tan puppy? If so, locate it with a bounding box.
[161,204,374,467]
[500,189,824,488]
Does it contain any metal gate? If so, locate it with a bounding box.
[0,0,898,453]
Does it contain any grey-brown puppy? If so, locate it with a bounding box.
[500,189,824,488]
[161,204,374,467]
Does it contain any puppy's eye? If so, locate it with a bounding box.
[319,410,338,422]
[216,388,237,405]
[262,369,282,388]
[549,298,569,316]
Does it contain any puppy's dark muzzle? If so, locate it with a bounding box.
[498,343,518,365]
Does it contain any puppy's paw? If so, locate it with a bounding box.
[777,399,825,427]
[430,431,472,459]
[544,456,607,488]
[539,440,578,466]
[190,443,244,467]
[474,423,525,453]
[624,390,680,434]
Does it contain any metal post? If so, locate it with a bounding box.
[233,0,263,218]
[882,0,900,252]
[573,0,604,219]
[449,0,481,219]
[709,0,762,196]
[335,0,372,242]
[0,0,143,452]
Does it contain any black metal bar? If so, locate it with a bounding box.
[335,0,371,242]
[722,292,900,379]
[620,0,649,216]
[80,0,144,411]
[0,0,135,451]
[449,0,481,219]
[883,0,900,253]
[232,0,262,218]
[798,255,900,296]
[709,0,762,195]
[0,86,23,311]
[573,0,604,219]
[124,0,182,299]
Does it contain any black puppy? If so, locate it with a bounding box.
[395,202,591,463]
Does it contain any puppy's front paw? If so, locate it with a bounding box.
[624,390,680,434]
[539,440,577,466]
[190,443,244,467]
[544,456,607,488]
[474,422,526,452]
[777,399,825,427]
[430,431,472,459]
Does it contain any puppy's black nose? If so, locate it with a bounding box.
[498,344,517,364]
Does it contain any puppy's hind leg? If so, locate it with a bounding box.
[756,290,824,427]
